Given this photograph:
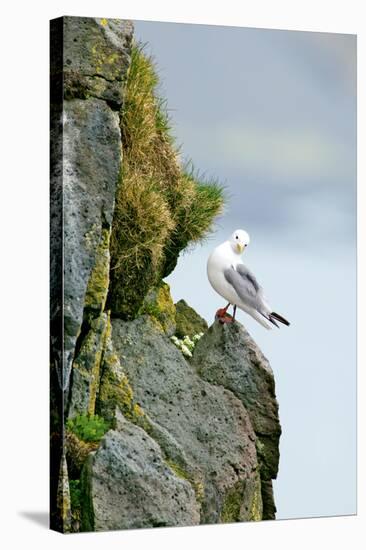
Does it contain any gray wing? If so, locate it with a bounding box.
[224,265,264,310]
[236,264,261,293]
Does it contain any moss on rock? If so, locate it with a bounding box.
[69,479,82,532]
[220,481,245,523]
[250,477,263,522]
[56,454,72,533]
[66,430,99,478]
[139,282,176,336]
[96,315,150,432]
[175,299,208,339]
[62,17,133,105]
[68,313,109,418]
[220,469,263,523]
[164,459,204,505]
[84,228,111,315]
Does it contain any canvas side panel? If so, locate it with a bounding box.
[50,16,70,533]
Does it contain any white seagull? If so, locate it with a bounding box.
[207,229,290,329]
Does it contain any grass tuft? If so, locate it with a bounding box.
[66,414,110,443]
[109,44,225,318]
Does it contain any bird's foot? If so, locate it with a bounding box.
[219,315,234,324]
[215,308,234,324]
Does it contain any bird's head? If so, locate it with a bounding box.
[229,229,250,255]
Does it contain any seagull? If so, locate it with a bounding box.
[207,229,290,329]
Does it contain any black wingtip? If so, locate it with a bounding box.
[269,316,280,328]
[271,312,290,326]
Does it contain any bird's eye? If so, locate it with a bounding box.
[235,236,238,240]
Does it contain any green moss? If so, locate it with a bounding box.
[221,472,263,523]
[88,354,102,416]
[165,459,204,504]
[69,479,81,523]
[221,482,245,523]
[139,282,176,335]
[175,299,208,339]
[96,316,151,432]
[165,459,190,481]
[250,480,262,522]
[84,228,111,313]
[67,414,110,443]
[97,351,133,420]
[80,455,95,532]
[56,455,72,533]
[90,36,125,80]
[66,430,99,477]
[68,313,109,419]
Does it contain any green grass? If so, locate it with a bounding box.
[69,479,81,512]
[108,44,225,318]
[66,414,110,443]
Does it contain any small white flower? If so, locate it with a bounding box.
[182,337,194,352]
[181,344,193,358]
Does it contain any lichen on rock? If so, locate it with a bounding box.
[191,320,281,519]
[57,97,122,391]
[62,17,133,105]
[175,299,208,339]
[139,282,176,336]
[56,454,72,533]
[68,313,109,419]
[66,430,99,479]
[84,228,111,315]
[96,315,150,433]
[109,314,262,524]
[80,411,200,531]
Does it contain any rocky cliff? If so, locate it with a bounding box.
[50,16,281,533]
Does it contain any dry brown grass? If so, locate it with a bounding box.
[108,44,225,318]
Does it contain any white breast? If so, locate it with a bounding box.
[207,243,241,305]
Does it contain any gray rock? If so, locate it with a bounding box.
[140,282,177,336]
[260,479,277,520]
[81,411,200,531]
[175,299,208,339]
[50,16,132,391]
[111,316,262,524]
[49,15,133,531]
[62,98,121,389]
[62,16,133,106]
[56,453,72,533]
[68,313,108,418]
[191,320,281,518]
[83,227,111,316]
[96,319,192,466]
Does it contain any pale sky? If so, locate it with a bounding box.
[134,20,357,520]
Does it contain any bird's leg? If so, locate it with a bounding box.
[215,303,233,324]
[215,303,230,319]
[231,305,237,323]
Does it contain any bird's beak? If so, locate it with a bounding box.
[236,243,244,253]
